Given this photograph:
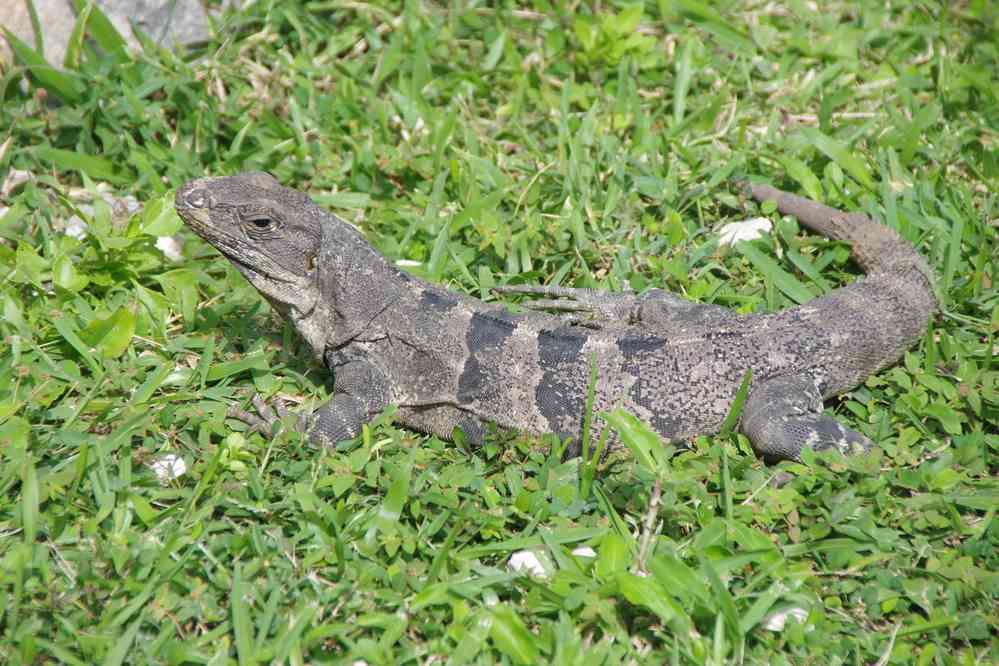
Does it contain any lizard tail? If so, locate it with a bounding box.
[745,182,939,398]
[747,184,931,279]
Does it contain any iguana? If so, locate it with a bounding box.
[174,173,937,461]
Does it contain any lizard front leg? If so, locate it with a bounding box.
[494,285,737,330]
[229,352,391,447]
[740,375,873,462]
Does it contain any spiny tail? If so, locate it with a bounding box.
[748,184,935,278]
[746,182,939,392]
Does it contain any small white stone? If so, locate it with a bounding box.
[0,168,30,197]
[507,550,550,578]
[521,51,542,71]
[110,194,141,215]
[571,546,597,558]
[156,235,184,261]
[64,216,89,240]
[718,217,772,246]
[761,606,808,631]
[150,454,187,482]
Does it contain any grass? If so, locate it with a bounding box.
[1,0,997,663]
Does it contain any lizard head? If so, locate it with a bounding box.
[175,172,323,318]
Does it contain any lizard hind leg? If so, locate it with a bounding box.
[740,374,873,462]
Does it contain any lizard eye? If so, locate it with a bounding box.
[238,206,280,232]
[249,217,273,228]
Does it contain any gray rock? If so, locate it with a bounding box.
[0,0,211,67]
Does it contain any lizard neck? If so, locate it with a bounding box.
[289,296,336,363]
[315,219,411,352]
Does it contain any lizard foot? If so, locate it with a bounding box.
[741,374,876,462]
[227,394,304,437]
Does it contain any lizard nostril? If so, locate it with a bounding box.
[185,188,210,209]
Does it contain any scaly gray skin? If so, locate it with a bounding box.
[174,173,938,462]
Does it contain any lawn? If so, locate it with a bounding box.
[1,1,997,663]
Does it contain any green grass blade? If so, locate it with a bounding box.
[232,565,256,666]
[36,641,89,666]
[801,128,875,190]
[71,0,130,60]
[777,155,823,201]
[21,455,39,543]
[2,29,83,103]
[273,604,317,663]
[129,361,175,406]
[939,198,966,297]
[457,527,606,558]
[735,241,815,305]
[205,352,269,382]
[63,1,91,69]
[488,605,539,665]
[26,0,44,53]
[701,560,742,644]
[102,617,142,666]
[51,315,101,374]
[603,408,660,474]
[673,38,693,123]
[673,0,756,54]
[34,147,124,184]
[718,369,752,436]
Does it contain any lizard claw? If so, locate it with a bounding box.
[227,395,294,436]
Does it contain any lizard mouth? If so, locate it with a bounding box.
[175,203,302,286]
